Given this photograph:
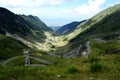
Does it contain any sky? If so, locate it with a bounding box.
[0,0,120,26]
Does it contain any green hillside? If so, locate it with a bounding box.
[21,15,53,40]
[70,4,120,43]
[0,34,29,60]
[0,7,53,43]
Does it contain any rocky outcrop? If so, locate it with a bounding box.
[82,41,91,58]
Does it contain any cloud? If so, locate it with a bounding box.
[50,0,62,5]
[0,0,71,7]
[58,0,106,19]
[0,0,28,7]
[58,9,73,14]
[0,0,105,16]
[75,0,106,16]
[50,0,73,5]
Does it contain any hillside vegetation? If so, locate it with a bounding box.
[0,34,29,60]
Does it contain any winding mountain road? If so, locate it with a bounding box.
[30,57,52,65]
[2,56,21,66]
[2,56,52,66]
[87,41,91,55]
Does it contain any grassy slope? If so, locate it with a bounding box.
[70,4,120,43]
[21,15,53,40]
[0,34,29,60]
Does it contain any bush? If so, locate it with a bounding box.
[66,67,79,73]
[90,63,102,73]
[89,57,100,63]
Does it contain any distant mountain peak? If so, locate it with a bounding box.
[22,15,41,21]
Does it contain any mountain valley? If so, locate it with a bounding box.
[0,3,120,80]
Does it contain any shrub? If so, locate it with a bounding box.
[90,63,102,73]
[66,66,79,73]
[89,57,100,63]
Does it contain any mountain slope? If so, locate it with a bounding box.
[50,26,60,31]
[56,20,86,35]
[0,7,53,43]
[21,15,52,40]
[70,3,120,44]
[0,34,29,60]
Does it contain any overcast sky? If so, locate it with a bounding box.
[0,0,120,26]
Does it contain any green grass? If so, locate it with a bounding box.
[0,53,120,80]
[0,34,29,60]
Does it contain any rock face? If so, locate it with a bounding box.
[23,49,30,66]
[0,7,53,42]
[82,41,91,58]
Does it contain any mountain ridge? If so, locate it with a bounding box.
[70,3,120,43]
[56,20,86,35]
[0,7,53,41]
[0,7,53,51]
